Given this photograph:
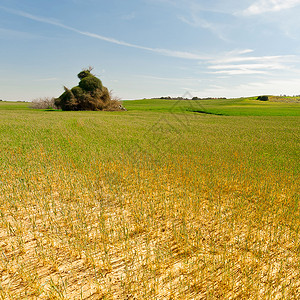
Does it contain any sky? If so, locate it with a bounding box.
[1,0,300,100]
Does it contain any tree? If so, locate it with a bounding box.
[55,68,124,111]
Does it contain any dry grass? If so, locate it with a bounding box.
[0,105,299,299]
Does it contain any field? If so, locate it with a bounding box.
[124,97,300,116]
[0,98,299,299]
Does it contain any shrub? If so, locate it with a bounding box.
[55,87,78,111]
[55,68,124,111]
[78,76,103,92]
[71,86,84,99]
[31,97,58,109]
[105,90,127,111]
[257,95,269,101]
[77,66,94,80]
[77,70,92,80]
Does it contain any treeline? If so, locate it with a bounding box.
[159,96,227,100]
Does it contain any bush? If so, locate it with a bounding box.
[55,87,78,111]
[105,90,127,111]
[55,68,125,111]
[31,97,58,109]
[257,95,269,101]
[78,76,103,92]
[77,70,92,80]
[71,86,84,99]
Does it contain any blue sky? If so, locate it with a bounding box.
[1,0,300,100]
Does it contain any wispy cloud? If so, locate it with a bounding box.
[206,78,300,97]
[179,15,228,41]
[211,69,268,75]
[209,63,286,70]
[212,55,293,64]
[241,0,300,15]
[0,5,211,61]
[173,1,231,41]
[207,53,297,75]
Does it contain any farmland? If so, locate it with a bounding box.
[0,98,299,299]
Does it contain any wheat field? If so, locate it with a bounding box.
[0,100,299,299]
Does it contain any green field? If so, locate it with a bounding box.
[0,99,299,299]
[124,97,300,116]
[0,101,30,110]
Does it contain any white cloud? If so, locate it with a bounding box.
[212,69,268,75]
[242,0,300,15]
[195,77,300,98]
[74,30,212,59]
[0,6,211,61]
[207,52,298,76]
[5,5,297,69]
[209,63,286,70]
[211,54,297,66]
[226,49,254,55]
[179,15,228,41]
[212,55,292,64]
[148,0,232,40]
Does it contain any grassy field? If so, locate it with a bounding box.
[0,101,30,111]
[0,99,299,299]
[124,97,300,116]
